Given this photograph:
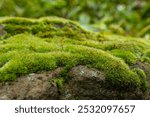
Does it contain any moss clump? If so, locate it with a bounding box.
[0,17,96,40]
[133,68,148,93]
[110,49,137,65]
[53,78,64,91]
[0,17,150,92]
[145,50,150,58]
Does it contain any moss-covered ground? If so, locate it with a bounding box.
[0,17,150,92]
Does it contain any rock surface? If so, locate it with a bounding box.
[61,65,145,99]
[0,65,149,100]
[0,68,62,100]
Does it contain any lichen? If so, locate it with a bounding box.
[0,17,150,92]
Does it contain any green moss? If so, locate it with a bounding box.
[145,50,150,58]
[110,49,137,65]
[0,17,150,92]
[53,78,64,90]
[133,68,148,93]
[0,17,96,40]
[141,51,150,63]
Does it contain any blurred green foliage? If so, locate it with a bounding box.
[0,0,150,37]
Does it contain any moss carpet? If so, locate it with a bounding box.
[0,17,150,92]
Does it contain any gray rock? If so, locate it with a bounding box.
[0,68,63,100]
[0,65,150,100]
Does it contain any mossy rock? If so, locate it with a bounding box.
[0,17,150,93]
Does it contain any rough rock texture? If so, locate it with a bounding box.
[61,65,145,100]
[0,65,149,100]
[0,68,62,100]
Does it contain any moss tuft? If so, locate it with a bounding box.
[133,68,148,92]
[110,49,137,65]
[53,77,64,91]
[0,17,96,40]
